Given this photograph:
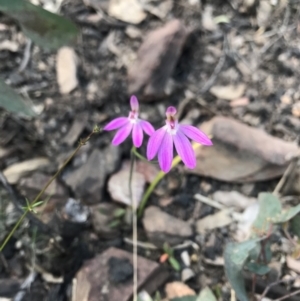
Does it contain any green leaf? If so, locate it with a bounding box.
[252,193,281,235]
[198,287,217,301]
[171,297,197,301]
[224,239,260,301]
[0,0,78,50]
[113,208,126,218]
[270,204,300,224]
[108,219,121,228]
[168,256,181,271]
[245,262,270,275]
[0,80,36,117]
[163,243,174,256]
[291,214,300,238]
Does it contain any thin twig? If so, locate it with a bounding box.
[274,289,300,301]
[259,276,300,301]
[273,158,298,195]
[129,148,138,301]
[194,193,225,210]
[201,54,226,93]
[0,129,98,252]
[18,39,32,73]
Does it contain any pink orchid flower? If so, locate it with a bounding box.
[147,106,213,173]
[104,95,154,147]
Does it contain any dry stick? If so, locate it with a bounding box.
[201,53,226,93]
[259,276,300,301]
[18,39,32,73]
[274,289,300,301]
[129,148,138,301]
[0,129,98,252]
[273,158,298,195]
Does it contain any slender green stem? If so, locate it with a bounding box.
[129,146,138,301]
[0,127,100,251]
[0,210,27,251]
[132,148,148,162]
[137,142,202,217]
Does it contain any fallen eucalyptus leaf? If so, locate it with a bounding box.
[190,117,299,182]
[0,0,79,50]
[0,80,36,117]
[252,193,281,235]
[198,287,217,301]
[224,238,260,301]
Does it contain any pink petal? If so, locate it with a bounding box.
[112,122,133,145]
[104,117,129,131]
[158,133,173,173]
[140,120,155,136]
[174,130,196,169]
[166,106,177,117]
[147,127,167,160]
[132,123,144,147]
[179,124,213,146]
[130,95,139,111]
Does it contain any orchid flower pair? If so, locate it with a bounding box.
[104,96,212,173]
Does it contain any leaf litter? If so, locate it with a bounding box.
[2,0,300,300]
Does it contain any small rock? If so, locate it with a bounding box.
[0,40,19,52]
[56,47,78,94]
[62,114,88,146]
[73,247,168,301]
[181,251,190,267]
[213,191,256,210]
[210,83,246,100]
[90,203,121,239]
[64,146,119,204]
[108,165,145,208]
[196,209,233,233]
[4,158,50,184]
[123,160,159,183]
[181,268,195,282]
[108,0,146,24]
[230,97,250,107]
[143,206,193,246]
[19,172,66,199]
[202,5,217,31]
[257,0,272,28]
[128,19,187,101]
[286,256,300,274]
[292,102,300,117]
[63,198,89,223]
[165,281,195,299]
[125,26,142,39]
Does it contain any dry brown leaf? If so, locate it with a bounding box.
[230,97,250,107]
[189,117,299,182]
[196,208,233,233]
[56,47,78,94]
[3,158,50,184]
[128,19,187,100]
[210,83,246,100]
[108,0,147,24]
[213,191,256,209]
[257,0,272,28]
[165,281,195,299]
[143,0,173,20]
